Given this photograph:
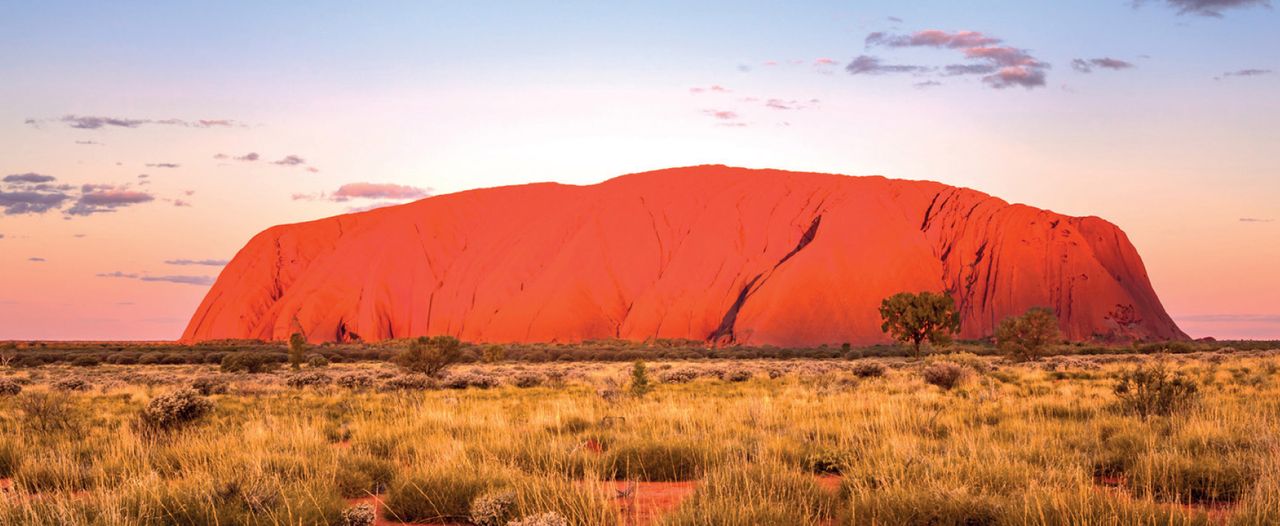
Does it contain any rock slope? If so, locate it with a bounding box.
[183,166,1186,345]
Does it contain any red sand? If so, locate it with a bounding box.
[183,165,1185,345]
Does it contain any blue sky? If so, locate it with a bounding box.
[0,0,1277,339]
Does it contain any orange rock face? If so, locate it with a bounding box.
[183,166,1186,345]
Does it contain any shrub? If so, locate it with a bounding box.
[384,469,493,523]
[659,369,699,384]
[139,388,214,432]
[337,373,376,390]
[603,441,709,481]
[1113,361,1199,418]
[444,372,500,389]
[17,392,81,432]
[0,378,21,396]
[469,489,517,526]
[630,360,653,397]
[507,512,569,526]
[51,377,91,392]
[996,307,1061,361]
[289,332,307,371]
[921,362,967,390]
[341,503,376,526]
[1128,452,1257,504]
[220,352,278,374]
[0,440,20,477]
[191,376,229,395]
[71,355,102,367]
[720,368,752,382]
[664,465,837,525]
[879,291,961,359]
[307,353,330,368]
[393,336,464,376]
[512,372,544,388]
[286,371,334,389]
[481,345,507,363]
[851,362,886,378]
[336,453,397,497]
[381,374,437,391]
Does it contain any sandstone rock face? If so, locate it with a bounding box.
[183,166,1186,345]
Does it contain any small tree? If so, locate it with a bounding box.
[481,345,507,364]
[393,336,464,377]
[996,307,1061,361]
[288,332,307,371]
[630,360,652,397]
[878,291,961,360]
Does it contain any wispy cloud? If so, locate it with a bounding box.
[1071,57,1136,73]
[1239,217,1274,222]
[28,257,46,262]
[214,152,260,162]
[145,163,180,169]
[26,115,243,130]
[331,183,431,202]
[689,85,732,94]
[97,271,215,286]
[66,185,155,216]
[1215,68,1272,80]
[164,259,229,266]
[1177,313,1280,323]
[1136,0,1272,17]
[3,173,57,184]
[859,29,1050,89]
[1,173,73,214]
[272,155,306,166]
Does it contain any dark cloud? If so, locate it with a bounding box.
[4,173,57,184]
[172,199,191,207]
[65,186,155,216]
[27,115,243,130]
[845,55,931,75]
[272,155,306,166]
[331,183,431,202]
[859,29,1049,89]
[97,272,215,286]
[1072,57,1136,73]
[887,16,904,23]
[1137,0,1272,17]
[29,257,46,262]
[1,173,72,215]
[164,259,229,266]
[145,163,180,169]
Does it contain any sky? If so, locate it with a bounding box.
[0,0,1277,340]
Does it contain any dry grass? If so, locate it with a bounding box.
[0,350,1277,525]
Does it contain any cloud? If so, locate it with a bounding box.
[860,29,1049,89]
[1216,68,1272,80]
[888,16,904,23]
[164,259,229,266]
[272,155,306,166]
[74,140,101,146]
[845,55,930,75]
[813,58,839,66]
[28,257,46,262]
[1,174,72,214]
[145,163,180,169]
[1137,0,1272,17]
[702,109,740,120]
[172,199,191,207]
[27,115,243,130]
[1239,217,1274,222]
[1072,57,1136,73]
[65,185,155,216]
[915,80,944,89]
[3,173,57,184]
[331,183,431,202]
[689,85,731,94]
[346,201,404,213]
[97,272,215,286]
[866,29,1000,49]
[214,152,260,162]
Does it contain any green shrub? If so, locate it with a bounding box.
[0,378,21,396]
[392,336,464,376]
[630,360,653,397]
[851,361,886,378]
[1113,361,1199,418]
[335,453,397,497]
[996,307,1061,361]
[220,352,278,374]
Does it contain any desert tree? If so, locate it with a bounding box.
[288,332,308,371]
[996,307,1061,361]
[630,360,653,397]
[393,335,464,377]
[878,291,961,360]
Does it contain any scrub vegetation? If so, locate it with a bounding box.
[0,344,1278,525]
